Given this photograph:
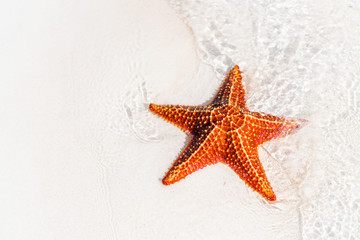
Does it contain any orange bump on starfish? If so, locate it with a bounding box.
[149,65,307,201]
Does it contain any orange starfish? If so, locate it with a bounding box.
[149,66,306,201]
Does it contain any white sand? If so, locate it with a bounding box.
[1,0,359,239]
[0,0,198,239]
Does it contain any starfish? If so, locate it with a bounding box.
[149,66,306,201]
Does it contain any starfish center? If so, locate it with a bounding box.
[210,105,245,131]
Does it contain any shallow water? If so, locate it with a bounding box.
[164,0,360,239]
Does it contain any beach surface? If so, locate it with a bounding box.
[1,0,359,239]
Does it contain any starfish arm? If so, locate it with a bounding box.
[210,65,248,110]
[241,112,307,146]
[162,126,226,185]
[149,104,212,134]
[223,131,276,201]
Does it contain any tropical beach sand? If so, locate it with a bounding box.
[1,0,359,239]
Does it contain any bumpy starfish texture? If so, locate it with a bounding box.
[149,66,306,201]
